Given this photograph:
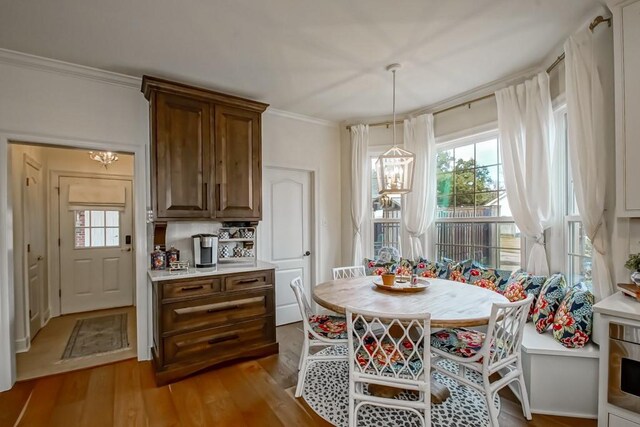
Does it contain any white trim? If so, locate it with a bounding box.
[0,131,149,392]
[14,337,29,354]
[0,48,140,89]
[435,122,498,146]
[265,108,338,128]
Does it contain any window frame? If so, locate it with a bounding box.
[74,209,121,249]
[433,130,525,270]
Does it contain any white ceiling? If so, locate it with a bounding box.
[0,0,602,122]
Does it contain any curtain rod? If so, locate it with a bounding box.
[346,14,612,131]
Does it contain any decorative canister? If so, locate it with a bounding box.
[166,246,180,267]
[219,245,230,258]
[150,246,166,270]
[219,230,230,240]
[233,246,244,257]
[244,229,254,239]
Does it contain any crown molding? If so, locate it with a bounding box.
[265,107,338,128]
[0,48,141,88]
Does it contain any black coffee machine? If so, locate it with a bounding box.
[192,234,218,268]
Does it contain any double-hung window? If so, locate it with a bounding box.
[369,156,402,257]
[434,134,521,270]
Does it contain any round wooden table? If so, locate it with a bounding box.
[312,276,509,402]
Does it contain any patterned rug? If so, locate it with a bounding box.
[302,345,500,427]
[61,313,129,360]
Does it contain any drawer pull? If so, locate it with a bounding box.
[207,334,239,345]
[238,278,260,284]
[207,305,238,313]
[181,285,205,292]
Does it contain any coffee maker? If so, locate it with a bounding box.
[192,234,218,268]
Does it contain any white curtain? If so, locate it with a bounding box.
[350,124,369,265]
[496,72,555,276]
[402,114,437,260]
[565,28,613,300]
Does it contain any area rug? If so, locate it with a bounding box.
[302,345,500,427]
[61,313,129,360]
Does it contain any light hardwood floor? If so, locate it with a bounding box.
[1,322,597,427]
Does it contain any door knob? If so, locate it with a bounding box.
[122,248,132,252]
[303,251,311,257]
[37,256,44,261]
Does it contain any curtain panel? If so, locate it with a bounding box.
[402,114,437,260]
[565,28,613,300]
[495,72,555,275]
[350,124,369,265]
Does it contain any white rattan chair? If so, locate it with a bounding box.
[346,306,431,427]
[333,265,366,280]
[430,294,534,426]
[290,277,348,398]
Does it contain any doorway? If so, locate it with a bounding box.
[9,143,138,380]
[260,167,315,326]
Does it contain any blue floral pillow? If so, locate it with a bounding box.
[445,258,473,283]
[468,263,511,291]
[503,271,547,320]
[393,258,415,277]
[414,258,448,279]
[553,284,594,348]
[364,258,394,276]
[532,273,567,333]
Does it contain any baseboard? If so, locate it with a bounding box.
[41,308,51,327]
[15,336,30,353]
[529,408,597,419]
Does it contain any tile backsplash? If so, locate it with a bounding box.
[164,221,222,265]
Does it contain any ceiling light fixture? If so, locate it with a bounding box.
[376,63,415,195]
[89,151,119,169]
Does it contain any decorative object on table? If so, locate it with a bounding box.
[617,283,640,301]
[373,277,428,293]
[219,245,230,258]
[624,253,640,285]
[301,345,500,427]
[62,313,129,360]
[375,64,415,195]
[552,283,594,348]
[150,245,166,270]
[168,260,189,273]
[532,273,567,333]
[165,245,180,267]
[380,273,396,286]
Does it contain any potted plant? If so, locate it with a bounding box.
[625,253,640,285]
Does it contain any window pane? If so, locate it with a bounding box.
[499,192,512,217]
[437,173,453,195]
[105,211,119,227]
[475,192,498,216]
[476,139,498,167]
[454,195,474,217]
[454,144,475,170]
[455,170,475,193]
[75,228,90,248]
[476,166,498,191]
[498,223,521,270]
[437,195,454,218]
[91,228,105,247]
[473,222,497,247]
[75,210,90,227]
[373,222,400,257]
[472,246,493,267]
[498,166,505,190]
[90,210,105,227]
[106,227,120,246]
[437,150,454,172]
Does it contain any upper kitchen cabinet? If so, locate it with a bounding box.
[611,0,640,216]
[142,76,268,221]
[215,105,262,220]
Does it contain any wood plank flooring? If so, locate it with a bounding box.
[1,322,597,427]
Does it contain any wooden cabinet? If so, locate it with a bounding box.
[142,76,268,221]
[151,268,277,385]
[612,0,640,216]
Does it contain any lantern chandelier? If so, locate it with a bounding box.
[376,63,415,195]
[89,151,119,169]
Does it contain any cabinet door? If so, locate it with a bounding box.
[154,92,213,218]
[214,105,262,219]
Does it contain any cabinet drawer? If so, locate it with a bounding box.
[225,271,272,292]
[162,291,270,334]
[162,316,273,365]
[162,278,222,300]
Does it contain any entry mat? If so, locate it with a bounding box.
[61,313,129,360]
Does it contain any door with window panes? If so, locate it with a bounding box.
[59,176,133,314]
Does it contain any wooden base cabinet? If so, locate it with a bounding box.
[151,269,278,385]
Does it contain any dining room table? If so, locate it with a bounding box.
[312,275,509,404]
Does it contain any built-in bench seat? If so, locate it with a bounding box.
[504,323,599,419]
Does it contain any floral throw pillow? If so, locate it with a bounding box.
[393,258,415,277]
[532,273,567,333]
[414,258,448,279]
[553,284,594,348]
[446,259,473,283]
[502,271,547,319]
[468,264,511,292]
[364,258,393,276]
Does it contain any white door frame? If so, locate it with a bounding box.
[262,165,320,311]
[0,132,149,392]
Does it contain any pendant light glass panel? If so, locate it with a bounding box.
[376,146,415,195]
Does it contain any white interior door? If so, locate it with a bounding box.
[24,159,45,340]
[59,176,134,314]
[260,167,312,326]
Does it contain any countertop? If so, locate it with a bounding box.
[593,291,640,322]
[147,260,277,282]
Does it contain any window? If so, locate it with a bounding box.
[370,157,401,257]
[561,108,593,287]
[435,135,521,270]
[74,210,120,248]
